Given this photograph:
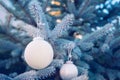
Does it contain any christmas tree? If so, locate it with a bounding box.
[0,0,120,80]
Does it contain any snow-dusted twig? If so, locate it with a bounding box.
[0,74,13,80]
[80,23,114,43]
[50,59,64,68]
[0,3,38,38]
[14,66,56,80]
[72,74,89,80]
[28,0,50,39]
[67,0,77,14]
[0,0,32,23]
[51,14,74,40]
[78,0,91,17]
[10,17,38,37]
[0,4,11,27]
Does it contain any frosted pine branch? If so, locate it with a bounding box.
[78,0,91,17]
[79,42,94,51]
[0,0,32,23]
[0,4,38,38]
[0,74,13,80]
[80,23,115,43]
[51,14,74,40]
[10,17,39,37]
[100,33,114,53]
[14,66,56,80]
[28,0,50,39]
[104,33,114,44]
[0,39,17,52]
[50,59,64,68]
[72,74,89,80]
[67,0,77,14]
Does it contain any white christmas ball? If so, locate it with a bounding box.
[24,37,54,69]
[60,61,78,80]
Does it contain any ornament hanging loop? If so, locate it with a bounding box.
[66,42,75,61]
[67,48,72,61]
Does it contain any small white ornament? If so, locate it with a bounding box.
[60,61,78,80]
[24,37,54,69]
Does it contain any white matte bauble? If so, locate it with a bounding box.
[24,37,54,69]
[60,61,78,80]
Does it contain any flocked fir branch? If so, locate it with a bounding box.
[28,0,50,39]
[72,74,89,80]
[79,23,115,43]
[50,14,74,40]
[0,0,32,24]
[0,74,12,80]
[14,59,64,80]
[14,66,56,80]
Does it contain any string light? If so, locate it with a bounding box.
[48,10,61,16]
[51,0,61,6]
